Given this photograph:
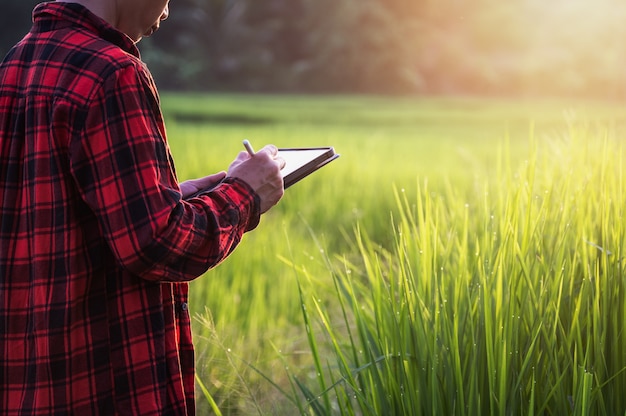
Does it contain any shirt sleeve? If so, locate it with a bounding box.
[68,62,261,282]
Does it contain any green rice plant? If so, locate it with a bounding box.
[276,128,626,415]
[160,93,626,414]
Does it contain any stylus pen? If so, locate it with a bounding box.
[243,139,255,157]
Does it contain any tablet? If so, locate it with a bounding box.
[185,146,339,198]
[278,147,340,188]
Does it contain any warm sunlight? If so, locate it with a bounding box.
[503,0,626,95]
[395,0,626,97]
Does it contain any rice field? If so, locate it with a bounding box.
[161,93,626,415]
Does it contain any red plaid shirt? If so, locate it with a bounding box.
[0,3,260,415]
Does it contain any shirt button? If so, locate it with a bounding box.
[180,302,188,312]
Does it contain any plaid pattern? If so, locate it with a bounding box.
[0,3,260,415]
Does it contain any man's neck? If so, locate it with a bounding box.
[55,0,119,30]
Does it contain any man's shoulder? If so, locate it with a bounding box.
[0,28,150,106]
[42,27,151,99]
[30,1,143,75]
[58,28,143,75]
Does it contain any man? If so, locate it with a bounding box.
[0,0,285,414]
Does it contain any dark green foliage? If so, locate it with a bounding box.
[0,0,42,59]
[4,1,626,97]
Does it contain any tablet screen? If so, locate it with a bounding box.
[280,148,332,178]
[278,147,339,188]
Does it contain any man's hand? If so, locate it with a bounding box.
[179,171,227,198]
[227,144,285,213]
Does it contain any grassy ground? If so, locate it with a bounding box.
[161,93,626,415]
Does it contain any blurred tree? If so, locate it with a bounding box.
[3,0,626,98]
[144,0,425,93]
[293,0,417,92]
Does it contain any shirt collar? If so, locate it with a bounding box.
[32,2,140,58]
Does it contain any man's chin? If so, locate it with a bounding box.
[144,25,159,38]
